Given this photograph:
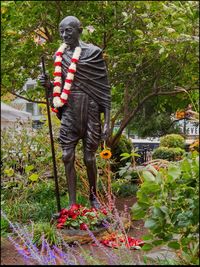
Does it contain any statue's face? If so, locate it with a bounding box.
[59,21,80,45]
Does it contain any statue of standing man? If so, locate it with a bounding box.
[39,16,111,209]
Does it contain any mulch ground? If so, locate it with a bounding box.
[1,196,148,265]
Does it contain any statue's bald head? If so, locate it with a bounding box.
[59,16,83,47]
[59,16,83,33]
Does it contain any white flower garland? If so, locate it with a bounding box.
[52,44,82,112]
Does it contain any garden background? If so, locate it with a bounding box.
[1,1,199,265]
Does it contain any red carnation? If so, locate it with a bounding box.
[56,52,63,56]
[71,58,78,63]
[68,209,76,218]
[60,208,68,216]
[51,107,58,113]
[54,62,62,66]
[70,203,81,211]
[101,208,108,215]
[60,98,67,104]
[57,223,64,229]
[62,89,71,95]
[53,72,62,77]
[54,81,61,87]
[65,79,73,83]
[53,92,61,97]
[80,223,87,230]
[81,208,90,216]
[68,68,76,73]
[58,218,67,224]
[71,213,78,220]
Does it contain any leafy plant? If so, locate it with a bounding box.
[159,134,185,149]
[111,135,133,175]
[56,204,108,231]
[152,146,185,161]
[111,179,138,197]
[30,222,61,247]
[131,152,199,265]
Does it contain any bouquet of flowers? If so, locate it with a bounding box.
[56,204,108,231]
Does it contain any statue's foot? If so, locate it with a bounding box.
[90,199,101,209]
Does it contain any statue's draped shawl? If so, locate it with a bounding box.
[60,41,111,112]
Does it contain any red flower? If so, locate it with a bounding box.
[71,213,78,220]
[70,203,81,211]
[71,58,78,63]
[60,208,68,216]
[51,107,58,113]
[54,62,62,66]
[55,52,63,56]
[80,223,87,230]
[53,92,61,97]
[101,208,108,215]
[81,208,90,216]
[53,81,61,87]
[99,235,144,249]
[58,214,68,224]
[60,97,67,104]
[57,223,64,229]
[53,72,62,77]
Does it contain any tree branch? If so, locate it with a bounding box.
[11,91,46,104]
[110,87,198,147]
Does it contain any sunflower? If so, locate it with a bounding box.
[100,149,112,159]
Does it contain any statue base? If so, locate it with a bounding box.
[57,217,131,244]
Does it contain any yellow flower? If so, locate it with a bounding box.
[100,149,112,159]
[175,111,185,119]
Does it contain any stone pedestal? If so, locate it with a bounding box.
[59,217,131,244]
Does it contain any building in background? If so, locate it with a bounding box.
[11,78,45,129]
[1,102,32,129]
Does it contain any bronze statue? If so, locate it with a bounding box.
[39,16,111,209]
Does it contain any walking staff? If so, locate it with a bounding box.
[40,56,61,212]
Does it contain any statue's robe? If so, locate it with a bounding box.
[55,41,111,151]
[61,41,111,112]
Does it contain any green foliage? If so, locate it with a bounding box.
[1,121,63,180]
[152,146,185,161]
[111,135,132,174]
[131,152,199,265]
[118,162,140,181]
[112,178,138,197]
[160,134,185,149]
[2,179,89,224]
[30,222,61,247]
[1,1,199,140]
[152,134,185,161]
[1,217,10,237]
[132,112,182,138]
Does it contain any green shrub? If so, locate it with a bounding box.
[112,179,138,197]
[1,217,10,236]
[152,146,185,161]
[2,180,89,224]
[160,134,185,149]
[131,152,199,265]
[111,135,132,174]
[30,222,61,246]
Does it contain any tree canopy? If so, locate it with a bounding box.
[1,1,199,146]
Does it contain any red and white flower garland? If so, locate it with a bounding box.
[52,43,82,113]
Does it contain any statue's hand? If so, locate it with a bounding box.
[38,74,51,89]
[101,123,110,141]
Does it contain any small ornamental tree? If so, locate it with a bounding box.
[131,152,199,265]
[152,134,185,161]
[160,134,185,149]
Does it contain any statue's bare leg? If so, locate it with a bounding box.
[83,148,100,208]
[62,148,76,206]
